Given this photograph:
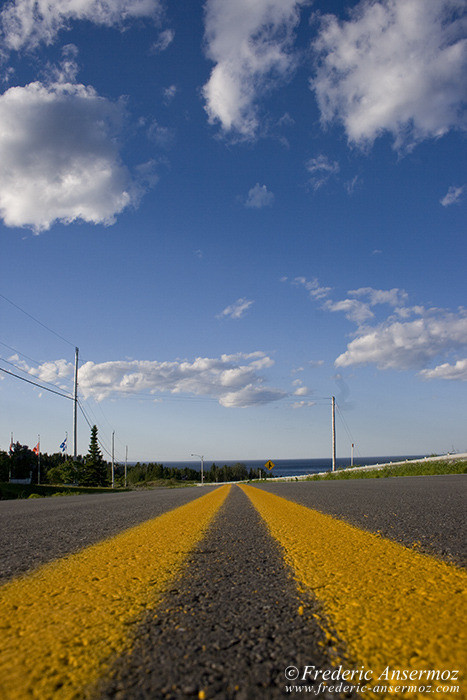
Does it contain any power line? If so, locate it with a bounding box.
[0,341,45,367]
[0,292,76,348]
[0,355,74,394]
[0,366,74,400]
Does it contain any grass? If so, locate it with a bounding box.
[305,459,467,481]
[0,483,131,500]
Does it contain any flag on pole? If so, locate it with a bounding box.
[33,442,40,455]
[60,436,67,452]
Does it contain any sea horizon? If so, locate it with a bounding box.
[126,454,429,477]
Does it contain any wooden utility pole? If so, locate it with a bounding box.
[73,347,79,460]
[331,396,336,472]
[111,431,115,488]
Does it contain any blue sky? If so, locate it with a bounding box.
[0,0,466,463]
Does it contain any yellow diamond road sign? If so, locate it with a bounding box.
[265,460,275,471]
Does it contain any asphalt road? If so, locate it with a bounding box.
[1,475,465,583]
[0,487,212,582]
[0,479,465,699]
[98,487,347,700]
[256,474,467,566]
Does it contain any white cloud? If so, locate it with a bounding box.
[324,286,409,324]
[0,78,139,232]
[440,184,466,206]
[335,309,467,370]
[0,0,161,51]
[291,400,316,409]
[148,119,175,149]
[26,352,286,406]
[202,0,306,138]
[218,298,254,320]
[292,276,332,300]
[293,386,309,396]
[324,298,375,325]
[245,183,274,208]
[163,84,177,104]
[311,0,467,150]
[420,359,467,381]
[306,154,340,190]
[151,28,175,54]
[349,287,409,308]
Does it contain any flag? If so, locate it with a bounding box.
[33,442,40,455]
[60,436,67,452]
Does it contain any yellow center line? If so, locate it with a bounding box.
[0,485,230,700]
[241,485,466,698]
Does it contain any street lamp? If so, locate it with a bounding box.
[191,453,204,485]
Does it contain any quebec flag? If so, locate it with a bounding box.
[60,436,67,453]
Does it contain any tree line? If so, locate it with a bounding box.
[0,426,269,487]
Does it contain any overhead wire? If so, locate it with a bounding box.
[0,366,74,401]
[0,292,76,348]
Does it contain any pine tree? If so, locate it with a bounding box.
[81,425,108,486]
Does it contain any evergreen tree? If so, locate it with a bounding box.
[81,425,108,486]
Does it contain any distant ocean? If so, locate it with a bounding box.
[149,455,427,478]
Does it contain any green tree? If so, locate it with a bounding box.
[47,460,81,484]
[81,426,108,486]
[9,442,36,481]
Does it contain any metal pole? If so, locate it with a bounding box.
[73,347,79,460]
[331,396,336,472]
[351,443,354,467]
[37,434,41,485]
[191,454,204,485]
[111,431,115,489]
[125,445,128,488]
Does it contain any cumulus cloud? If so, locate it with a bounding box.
[25,352,286,406]
[335,309,467,370]
[324,286,409,323]
[306,154,340,190]
[311,0,467,150]
[218,298,254,320]
[292,278,467,380]
[0,0,161,51]
[202,0,306,138]
[245,183,274,208]
[0,78,139,232]
[420,359,467,381]
[440,184,465,206]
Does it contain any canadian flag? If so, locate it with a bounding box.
[33,442,40,455]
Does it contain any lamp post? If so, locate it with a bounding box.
[191,453,204,485]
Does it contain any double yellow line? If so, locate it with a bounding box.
[241,485,466,698]
[1,484,465,699]
[0,486,230,699]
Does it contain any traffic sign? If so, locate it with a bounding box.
[264,460,275,471]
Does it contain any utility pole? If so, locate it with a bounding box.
[73,347,79,460]
[124,445,128,488]
[351,443,354,467]
[191,453,204,485]
[37,434,41,485]
[331,396,336,472]
[111,431,115,489]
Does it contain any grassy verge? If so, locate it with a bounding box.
[306,459,467,481]
[0,483,130,500]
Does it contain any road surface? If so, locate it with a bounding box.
[0,476,465,699]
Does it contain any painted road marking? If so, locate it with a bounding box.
[241,485,466,698]
[0,485,230,700]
